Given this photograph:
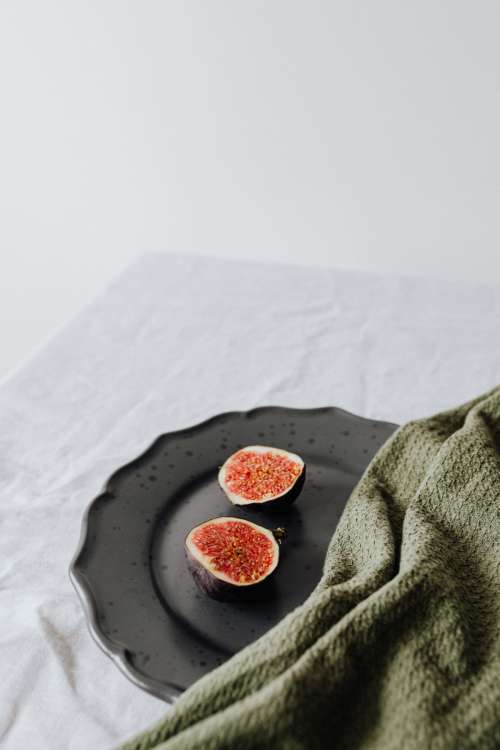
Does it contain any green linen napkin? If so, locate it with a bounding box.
[119,388,500,750]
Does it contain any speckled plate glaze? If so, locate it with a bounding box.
[70,407,397,701]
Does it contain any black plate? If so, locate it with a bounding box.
[70,407,397,701]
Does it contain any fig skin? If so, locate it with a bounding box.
[185,517,282,602]
[185,548,277,602]
[218,446,306,512]
[256,467,306,511]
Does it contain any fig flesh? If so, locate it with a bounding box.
[218,445,305,510]
[185,517,281,600]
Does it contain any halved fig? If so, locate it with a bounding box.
[185,517,283,600]
[218,445,305,510]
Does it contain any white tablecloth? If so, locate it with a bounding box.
[1,253,499,749]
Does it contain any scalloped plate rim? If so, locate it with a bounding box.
[69,405,398,702]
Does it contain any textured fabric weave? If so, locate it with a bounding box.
[119,387,500,750]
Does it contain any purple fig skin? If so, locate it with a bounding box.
[185,546,278,602]
[218,446,306,512]
[185,546,232,601]
[237,466,306,512]
[185,519,283,602]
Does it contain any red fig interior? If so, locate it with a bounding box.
[218,446,304,505]
[186,518,279,585]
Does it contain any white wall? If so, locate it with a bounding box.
[1,1,499,377]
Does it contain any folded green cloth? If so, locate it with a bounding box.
[119,388,500,750]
